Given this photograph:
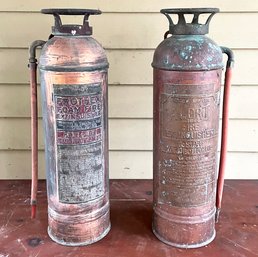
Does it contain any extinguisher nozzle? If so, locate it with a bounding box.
[215,208,221,223]
[31,205,36,219]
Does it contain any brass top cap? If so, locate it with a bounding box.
[161,8,219,35]
[41,8,101,36]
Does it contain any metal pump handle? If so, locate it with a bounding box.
[161,8,219,36]
[41,8,102,36]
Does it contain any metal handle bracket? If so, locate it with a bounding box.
[161,8,219,36]
[41,8,101,36]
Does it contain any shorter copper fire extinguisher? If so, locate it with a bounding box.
[152,8,234,248]
[29,9,110,246]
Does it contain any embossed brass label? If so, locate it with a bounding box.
[159,84,220,206]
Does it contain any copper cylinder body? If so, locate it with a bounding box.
[39,35,110,246]
[152,16,224,247]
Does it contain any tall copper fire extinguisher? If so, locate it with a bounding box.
[152,8,234,248]
[29,9,110,246]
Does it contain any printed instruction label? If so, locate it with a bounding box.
[54,84,104,203]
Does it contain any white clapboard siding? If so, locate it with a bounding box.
[0,49,257,85]
[0,119,257,152]
[0,84,257,119]
[1,1,257,12]
[0,13,258,49]
[0,1,257,179]
[0,150,257,179]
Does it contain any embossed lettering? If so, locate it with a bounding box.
[159,83,220,206]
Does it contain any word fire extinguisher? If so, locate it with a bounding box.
[152,8,234,248]
[28,9,110,246]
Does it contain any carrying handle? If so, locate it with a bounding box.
[161,8,219,36]
[215,47,234,222]
[29,40,46,219]
[41,9,101,36]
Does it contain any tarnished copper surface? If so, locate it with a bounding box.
[153,69,221,248]
[0,180,258,257]
[152,8,233,248]
[29,9,110,245]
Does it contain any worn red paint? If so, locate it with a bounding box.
[29,40,46,219]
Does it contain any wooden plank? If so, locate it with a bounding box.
[0,118,257,152]
[1,180,258,257]
[0,13,257,49]
[1,0,257,12]
[0,84,38,117]
[0,84,257,119]
[0,151,152,179]
[0,119,154,150]
[0,150,257,179]
[0,49,257,85]
[0,85,153,118]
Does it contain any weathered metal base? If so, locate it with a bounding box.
[48,223,111,246]
[152,205,216,248]
[47,201,110,246]
[152,225,216,249]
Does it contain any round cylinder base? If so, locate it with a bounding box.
[48,223,111,246]
[152,210,216,248]
[47,207,110,246]
[152,225,215,249]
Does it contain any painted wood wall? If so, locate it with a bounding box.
[0,1,257,179]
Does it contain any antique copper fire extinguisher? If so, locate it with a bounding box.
[29,9,110,246]
[152,8,234,248]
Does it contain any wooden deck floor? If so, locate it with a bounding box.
[0,180,257,257]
